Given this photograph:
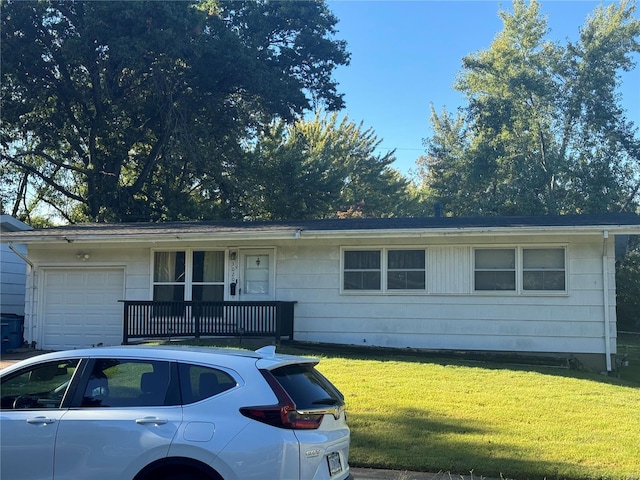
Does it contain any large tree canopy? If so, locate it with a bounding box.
[417,0,640,216]
[1,0,349,223]
[235,112,416,220]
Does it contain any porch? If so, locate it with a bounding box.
[121,300,296,345]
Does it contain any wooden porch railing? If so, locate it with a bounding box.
[121,300,295,345]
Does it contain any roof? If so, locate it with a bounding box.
[0,215,32,233]
[1,213,639,244]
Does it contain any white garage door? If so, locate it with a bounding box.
[41,268,125,350]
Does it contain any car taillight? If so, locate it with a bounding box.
[239,370,324,430]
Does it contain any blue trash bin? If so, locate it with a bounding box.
[1,314,24,353]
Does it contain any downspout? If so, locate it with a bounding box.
[602,232,612,372]
[8,242,34,268]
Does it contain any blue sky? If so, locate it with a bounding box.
[326,1,640,176]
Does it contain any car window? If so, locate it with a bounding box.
[270,364,344,409]
[81,359,180,407]
[178,363,236,404]
[1,359,80,410]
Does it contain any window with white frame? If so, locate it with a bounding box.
[387,249,426,290]
[474,248,516,291]
[343,249,426,292]
[522,248,565,291]
[153,250,225,302]
[343,250,381,291]
[474,247,566,292]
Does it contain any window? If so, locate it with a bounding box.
[153,250,225,303]
[523,248,565,291]
[343,249,427,292]
[192,251,225,301]
[81,359,180,408]
[474,247,566,293]
[387,250,426,290]
[1,359,79,410]
[154,251,186,302]
[178,364,236,404]
[474,249,516,291]
[343,250,381,290]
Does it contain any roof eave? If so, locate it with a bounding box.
[3,224,638,245]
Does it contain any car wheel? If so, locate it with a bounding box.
[153,465,220,480]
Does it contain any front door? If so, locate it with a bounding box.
[238,249,275,301]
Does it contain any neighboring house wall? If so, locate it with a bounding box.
[20,230,616,370]
[0,216,31,316]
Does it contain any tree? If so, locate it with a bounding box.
[418,0,640,216]
[617,236,640,332]
[1,0,349,223]
[238,112,416,220]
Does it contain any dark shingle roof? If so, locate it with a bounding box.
[2,213,640,243]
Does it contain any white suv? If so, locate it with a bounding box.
[0,345,352,480]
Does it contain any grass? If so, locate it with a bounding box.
[161,337,640,480]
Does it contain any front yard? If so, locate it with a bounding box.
[168,337,640,479]
[283,341,640,480]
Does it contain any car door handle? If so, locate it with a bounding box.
[135,417,168,426]
[27,416,56,425]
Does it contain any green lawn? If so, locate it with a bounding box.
[164,338,640,480]
[316,354,639,480]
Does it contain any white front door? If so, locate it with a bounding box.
[238,249,274,301]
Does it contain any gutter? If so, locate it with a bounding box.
[3,224,640,245]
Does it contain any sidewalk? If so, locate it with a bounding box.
[351,468,486,479]
[0,347,51,369]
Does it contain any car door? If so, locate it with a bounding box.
[0,358,80,480]
[54,358,183,480]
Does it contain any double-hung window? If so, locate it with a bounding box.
[343,250,381,291]
[343,249,426,292]
[387,250,426,290]
[522,248,565,291]
[474,249,516,291]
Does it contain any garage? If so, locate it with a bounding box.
[40,268,125,350]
